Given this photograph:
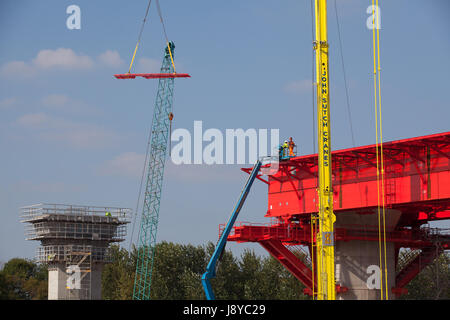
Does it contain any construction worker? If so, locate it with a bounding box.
[105,211,112,217]
[281,140,289,159]
[288,137,296,157]
[278,143,284,159]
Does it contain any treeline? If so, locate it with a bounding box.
[101,242,450,300]
[102,242,308,300]
[1,242,450,299]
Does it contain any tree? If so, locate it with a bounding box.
[240,249,264,299]
[209,243,243,299]
[102,245,136,300]
[101,241,312,300]
[400,251,450,300]
[151,242,207,299]
[0,258,47,300]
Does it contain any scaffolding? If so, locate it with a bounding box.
[21,203,131,222]
[36,244,112,264]
[21,203,130,300]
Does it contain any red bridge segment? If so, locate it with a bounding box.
[233,132,450,297]
[246,131,450,225]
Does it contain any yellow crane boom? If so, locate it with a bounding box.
[313,0,336,300]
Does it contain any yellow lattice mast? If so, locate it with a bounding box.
[313,0,336,300]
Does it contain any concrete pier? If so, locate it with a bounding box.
[335,209,401,300]
[21,203,130,300]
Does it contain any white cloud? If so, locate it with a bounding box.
[0,97,18,109]
[32,48,93,70]
[1,48,124,78]
[0,61,36,78]
[284,80,313,94]
[99,152,145,178]
[15,112,120,149]
[98,50,124,68]
[16,112,50,126]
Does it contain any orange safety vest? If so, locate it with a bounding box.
[288,141,295,156]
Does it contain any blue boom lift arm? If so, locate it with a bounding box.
[201,159,262,300]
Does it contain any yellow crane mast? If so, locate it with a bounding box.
[313,0,336,300]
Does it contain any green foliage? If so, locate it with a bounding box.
[3,244,449,300]
[399,252,450,300]
[209,244,243,299]
[0,258,47,300]
[102,245,136,300]
[101,241,310,300]
[150,242,207,299]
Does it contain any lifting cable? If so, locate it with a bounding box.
[371,0,389,300]
[128,0,153,74]
[127,0,177,74]
[129,125,152,252]
[155,0,177,73]
[333,0,369,274]
[309,0,316,299]
[333,0,355,148]
[310,0,316,156]
[333,0,364,201]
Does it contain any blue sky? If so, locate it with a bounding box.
[1,0,449,263]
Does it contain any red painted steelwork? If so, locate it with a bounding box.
[114,73,191,79]
[259,239,314,290]
[242,132,450,225]
[232,132,450,296]
[224,223,450,249]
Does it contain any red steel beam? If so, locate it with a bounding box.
[395,246,443,289]
[228,223,450,249]
[259,239,314,290]
[114,73,191,79]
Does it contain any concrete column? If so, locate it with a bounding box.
[48,263,67,300]
[47,262,104,300]
[90,264,103,300]
[334,209,401,300]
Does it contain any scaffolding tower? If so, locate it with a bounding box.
[21,203,131,300]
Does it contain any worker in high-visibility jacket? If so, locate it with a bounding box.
[280,140,289,159]
[105,211,112,217]
[288,137,296,157]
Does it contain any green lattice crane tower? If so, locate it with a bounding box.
[133,42,176,300]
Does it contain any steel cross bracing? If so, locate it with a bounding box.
[133,42,176,300]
